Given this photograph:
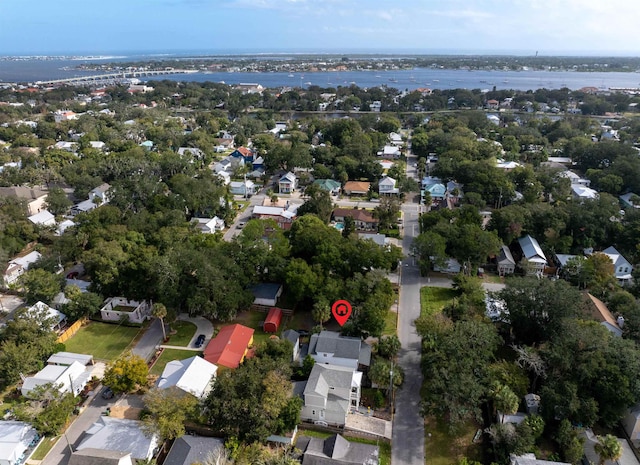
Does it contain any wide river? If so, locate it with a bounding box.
[2,57,640,91]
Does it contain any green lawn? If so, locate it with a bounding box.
[63,322,142,361]
[150,348,202,376]
[383,310,397,336]
[166,321,197,346]
[424,417,483,465]
[420,287,457,317]
[30,436,59,460]
[227,310,272,346]
[297,429,391,465]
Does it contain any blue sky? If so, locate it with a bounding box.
[0,0,638,55]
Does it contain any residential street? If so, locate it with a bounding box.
[131,318,164,362]
[392,146,426,465]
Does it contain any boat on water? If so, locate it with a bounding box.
[389,78,398,83]
[288,74,294,77]
[375,75,382,78]
[305,81,312,85]
[433,79,440,82]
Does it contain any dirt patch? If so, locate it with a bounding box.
[109,405,142,420]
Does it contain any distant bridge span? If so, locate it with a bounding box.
[34,69,198,85]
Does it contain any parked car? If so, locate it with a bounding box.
[194,334,206,348]
[101,387,114,399]
[237,222,246,229]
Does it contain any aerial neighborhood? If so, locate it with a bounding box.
[1,68,640,465]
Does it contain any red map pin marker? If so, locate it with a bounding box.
[332,300,352,326]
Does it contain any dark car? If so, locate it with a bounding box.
[101,387,114,399]
[194,334,206,348]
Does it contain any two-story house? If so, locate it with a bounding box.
[602,246,633,285]
[517,235,547,276]
[378,175,399,195]
[279,172,297,194]
[301,364,362,427]
[307,331,371,371]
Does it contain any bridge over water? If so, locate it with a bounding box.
[34,69,198,85]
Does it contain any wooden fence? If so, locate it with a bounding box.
[56,317,88,343]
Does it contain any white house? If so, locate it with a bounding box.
[177,147,204,159]
[157,356,217,399]
[378,176,399,195]
[279,172,297,194]
[0,421,39,465]
[56,220,75,236]
[23,301,66,332]
[89,183,111,205]
[229,180,256,197]
[77,418,158,461]
[282,329,301,363]
[191,217,225,233]
[307,331,371,370]
[21,361,90,398]
[497,245,516,276]
[27,210,56,227]
[89,141,106,151]
[388,132,403,146]
[47,352,93,367]
[3,251,41,287]
[100,297,151,324]
[571,185,598,200]
[376,145,401,159]
[558,170,590,186]
[301,364,362,427]
[518,235,547,275]
[602,246,633,285]
[250,283,283,307]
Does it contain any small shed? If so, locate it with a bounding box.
[263,307,283,333]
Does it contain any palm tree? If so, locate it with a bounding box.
[152,303,168,341]
[489,382,519,424]
[594,434,622,465]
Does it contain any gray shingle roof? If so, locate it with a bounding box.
[300,434,379,465]
[164,436,224,465]
[309,331,371,366]
[282,329,300,345]
[69,448,133,465]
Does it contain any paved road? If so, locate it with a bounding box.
[177,313,214,347]
[392,143,426,465]
[131,318,164,362]
[41,385,116,465]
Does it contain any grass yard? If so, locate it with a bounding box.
[63,321,142,361]
[424,417,483,465]
[150,348,202,376]
[166,321,197,346]
[30,436,59,460]
[382,310,397,336]
[228,310,272,346]
[297,429,391,465]
[420,287,457,317]
[282,310,315,332]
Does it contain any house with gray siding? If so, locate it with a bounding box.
[301,364,362,427]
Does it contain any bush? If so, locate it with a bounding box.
[373,390,385,409]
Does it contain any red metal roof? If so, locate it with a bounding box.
[203,324,254,369]
[263,307,283,333]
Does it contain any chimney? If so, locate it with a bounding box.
[617,315,625,329]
